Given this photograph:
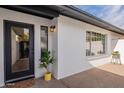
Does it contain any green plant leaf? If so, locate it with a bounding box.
[39,50,55,72]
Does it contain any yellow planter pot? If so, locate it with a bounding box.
[44,72,52,81]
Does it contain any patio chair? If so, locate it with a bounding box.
[111,51,121,65]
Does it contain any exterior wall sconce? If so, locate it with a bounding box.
[50,25,56,32]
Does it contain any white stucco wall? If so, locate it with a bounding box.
[51,18,59,79]
[57,15,112,79]
[0,8,56,86]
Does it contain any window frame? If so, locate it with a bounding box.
[40,26,48,53]
[86,31,107,57]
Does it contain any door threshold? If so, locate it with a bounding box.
[5,75,35,83]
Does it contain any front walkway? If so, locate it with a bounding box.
[5,63,124,88]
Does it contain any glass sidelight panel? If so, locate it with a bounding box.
[41,26,48,55]
[11,26,30,73]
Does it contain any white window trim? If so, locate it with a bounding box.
[87,54,110,61]
[86,31,108,58]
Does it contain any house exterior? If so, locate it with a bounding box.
[0,5,124,87]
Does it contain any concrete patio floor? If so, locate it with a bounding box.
[32,63,124,88]
[5,63,124,88]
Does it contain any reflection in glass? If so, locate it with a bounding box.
[86,31,106,56]
[11,27,29,73]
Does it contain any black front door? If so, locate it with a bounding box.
[4,20,34,83]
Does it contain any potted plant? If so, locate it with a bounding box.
[39,50,55,81]
[112,51,119,56]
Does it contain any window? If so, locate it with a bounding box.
[86,31,106,56]
[41,26,48,55]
